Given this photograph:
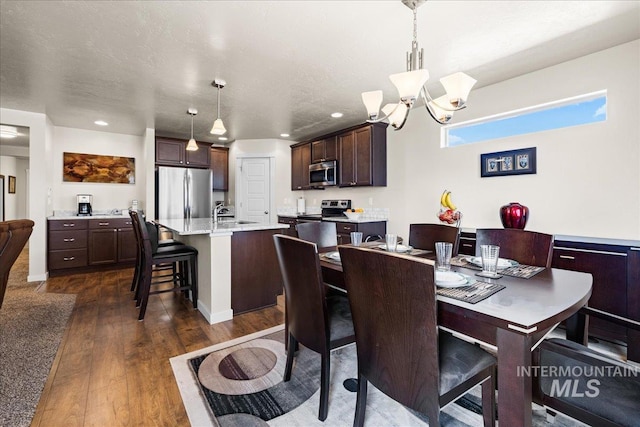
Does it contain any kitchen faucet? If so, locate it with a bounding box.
[213,204,225,222]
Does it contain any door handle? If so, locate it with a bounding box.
[264,211,269,214]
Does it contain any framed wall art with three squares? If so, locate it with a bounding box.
[480,147,536,178]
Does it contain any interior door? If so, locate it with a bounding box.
[238,158,271,223]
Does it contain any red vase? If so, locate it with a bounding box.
[500,202,529,229]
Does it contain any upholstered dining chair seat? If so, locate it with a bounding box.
[438,332,497,397]
[327,294,356,346]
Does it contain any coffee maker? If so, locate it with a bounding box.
[77,194,93,216]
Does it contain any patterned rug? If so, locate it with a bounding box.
[0,247,77,427]
[170,325,591,426]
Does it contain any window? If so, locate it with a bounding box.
[444,91,607,147]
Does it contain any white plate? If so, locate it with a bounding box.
[378,244,413,253]
[435,271,469,288]
[467,256,518,269]
[325,251,341,261]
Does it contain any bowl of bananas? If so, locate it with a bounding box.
[437,190,462,225]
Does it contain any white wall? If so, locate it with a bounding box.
[52,126,147,212]
[0,156,19,219]
[293,40,640,241]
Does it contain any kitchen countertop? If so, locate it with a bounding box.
[277,214,387,224]
[156,218,289,236]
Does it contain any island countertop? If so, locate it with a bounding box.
[156,217,289,236]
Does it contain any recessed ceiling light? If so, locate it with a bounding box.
[280,133,290,138]
[331,112,343,118]
[218,137,228,141]
[94,120,108,126]
[0,125,18,139]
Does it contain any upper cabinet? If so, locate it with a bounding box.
[291,142,311,190]
[311,136,337,163]
[155,137,210,168]
[338,123,387,187]
[210,146,229,191]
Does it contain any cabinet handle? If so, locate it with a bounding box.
[343,226,352,231]
[179,160,183,163]
[99,222,110,226]
[63,257,75,261]
[63,238,75,242]
[63,223,75,227]
[559,255,575,260]
[462,243,472,247]
[126,221,132,225]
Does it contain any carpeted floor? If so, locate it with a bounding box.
[171,325,593,426]
[0,247,76,427]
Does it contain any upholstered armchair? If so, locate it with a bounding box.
[0,219,35,309]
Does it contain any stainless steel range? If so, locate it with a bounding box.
[295,199,351,222]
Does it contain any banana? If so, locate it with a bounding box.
[440,190,449,207]
[444,192,457,211]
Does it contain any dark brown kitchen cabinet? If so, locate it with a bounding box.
[210,146,229,191]
[311,136,337,163]
[277,216,298,237]
[155,137,210,168]
[48,219,88,271]
[338,123,387,187]
[88,218,135,265]
[552,241,630,344]
[332,220,387,245]
[291,142,311,190]
[458,231,476,256]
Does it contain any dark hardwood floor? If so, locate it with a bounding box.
[31,266,284,426]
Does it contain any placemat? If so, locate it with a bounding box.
[451,256,545,279]
[436,281,505,304]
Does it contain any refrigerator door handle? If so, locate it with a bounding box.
[184,170,190,219]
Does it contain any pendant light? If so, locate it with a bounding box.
[186,108,198,151]
[210,79,227,135]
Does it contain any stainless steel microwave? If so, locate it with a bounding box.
[309,160,337,187]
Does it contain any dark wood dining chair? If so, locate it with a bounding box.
[272,234,355,421]
[295,221,338,250]
[338,245,496,427]
[408,223,460,255]
[128,210,184,295]
[475,228,554,267]
[533,307,640,426]
[130,210,198,320]
[0,219,34,309]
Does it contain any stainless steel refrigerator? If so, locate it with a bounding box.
[156,167,212,219]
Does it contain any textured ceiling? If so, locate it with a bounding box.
[1,0,638,149]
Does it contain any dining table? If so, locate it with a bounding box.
[318,242,593,427]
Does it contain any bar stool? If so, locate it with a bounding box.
[130,210,198,320]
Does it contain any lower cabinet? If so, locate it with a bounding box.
[333,221,387,245]
[276,216,298,237]
[458,231,477,256]
[48,217,135,275]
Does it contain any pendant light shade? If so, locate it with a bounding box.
[186,108,198,151]
[210,79,227,136]
[362,90,383,120]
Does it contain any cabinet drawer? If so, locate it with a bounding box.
[49,230,87,250]
[89,218,129,229]
[49,249,88,269]
[335,222,357,233]
[49,219,88,231]
[277,217,297,226]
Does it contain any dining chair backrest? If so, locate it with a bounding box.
[408,223,460,255]
[273,234,331,354]
[295,221,338,249]
[0,219,35,309]
[475,228,554,267]
[338,246,441,412]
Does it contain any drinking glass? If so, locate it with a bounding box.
[350,232,363,246]
[385,234,397,252]
[435,242,453,271]
[480,244,500,275]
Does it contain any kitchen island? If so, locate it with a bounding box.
[156,218,289,324]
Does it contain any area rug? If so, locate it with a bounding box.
[171,325,588,426]
[0,249,77,427]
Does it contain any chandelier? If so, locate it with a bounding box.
[210,79,227,136]
[361,0,477,129]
